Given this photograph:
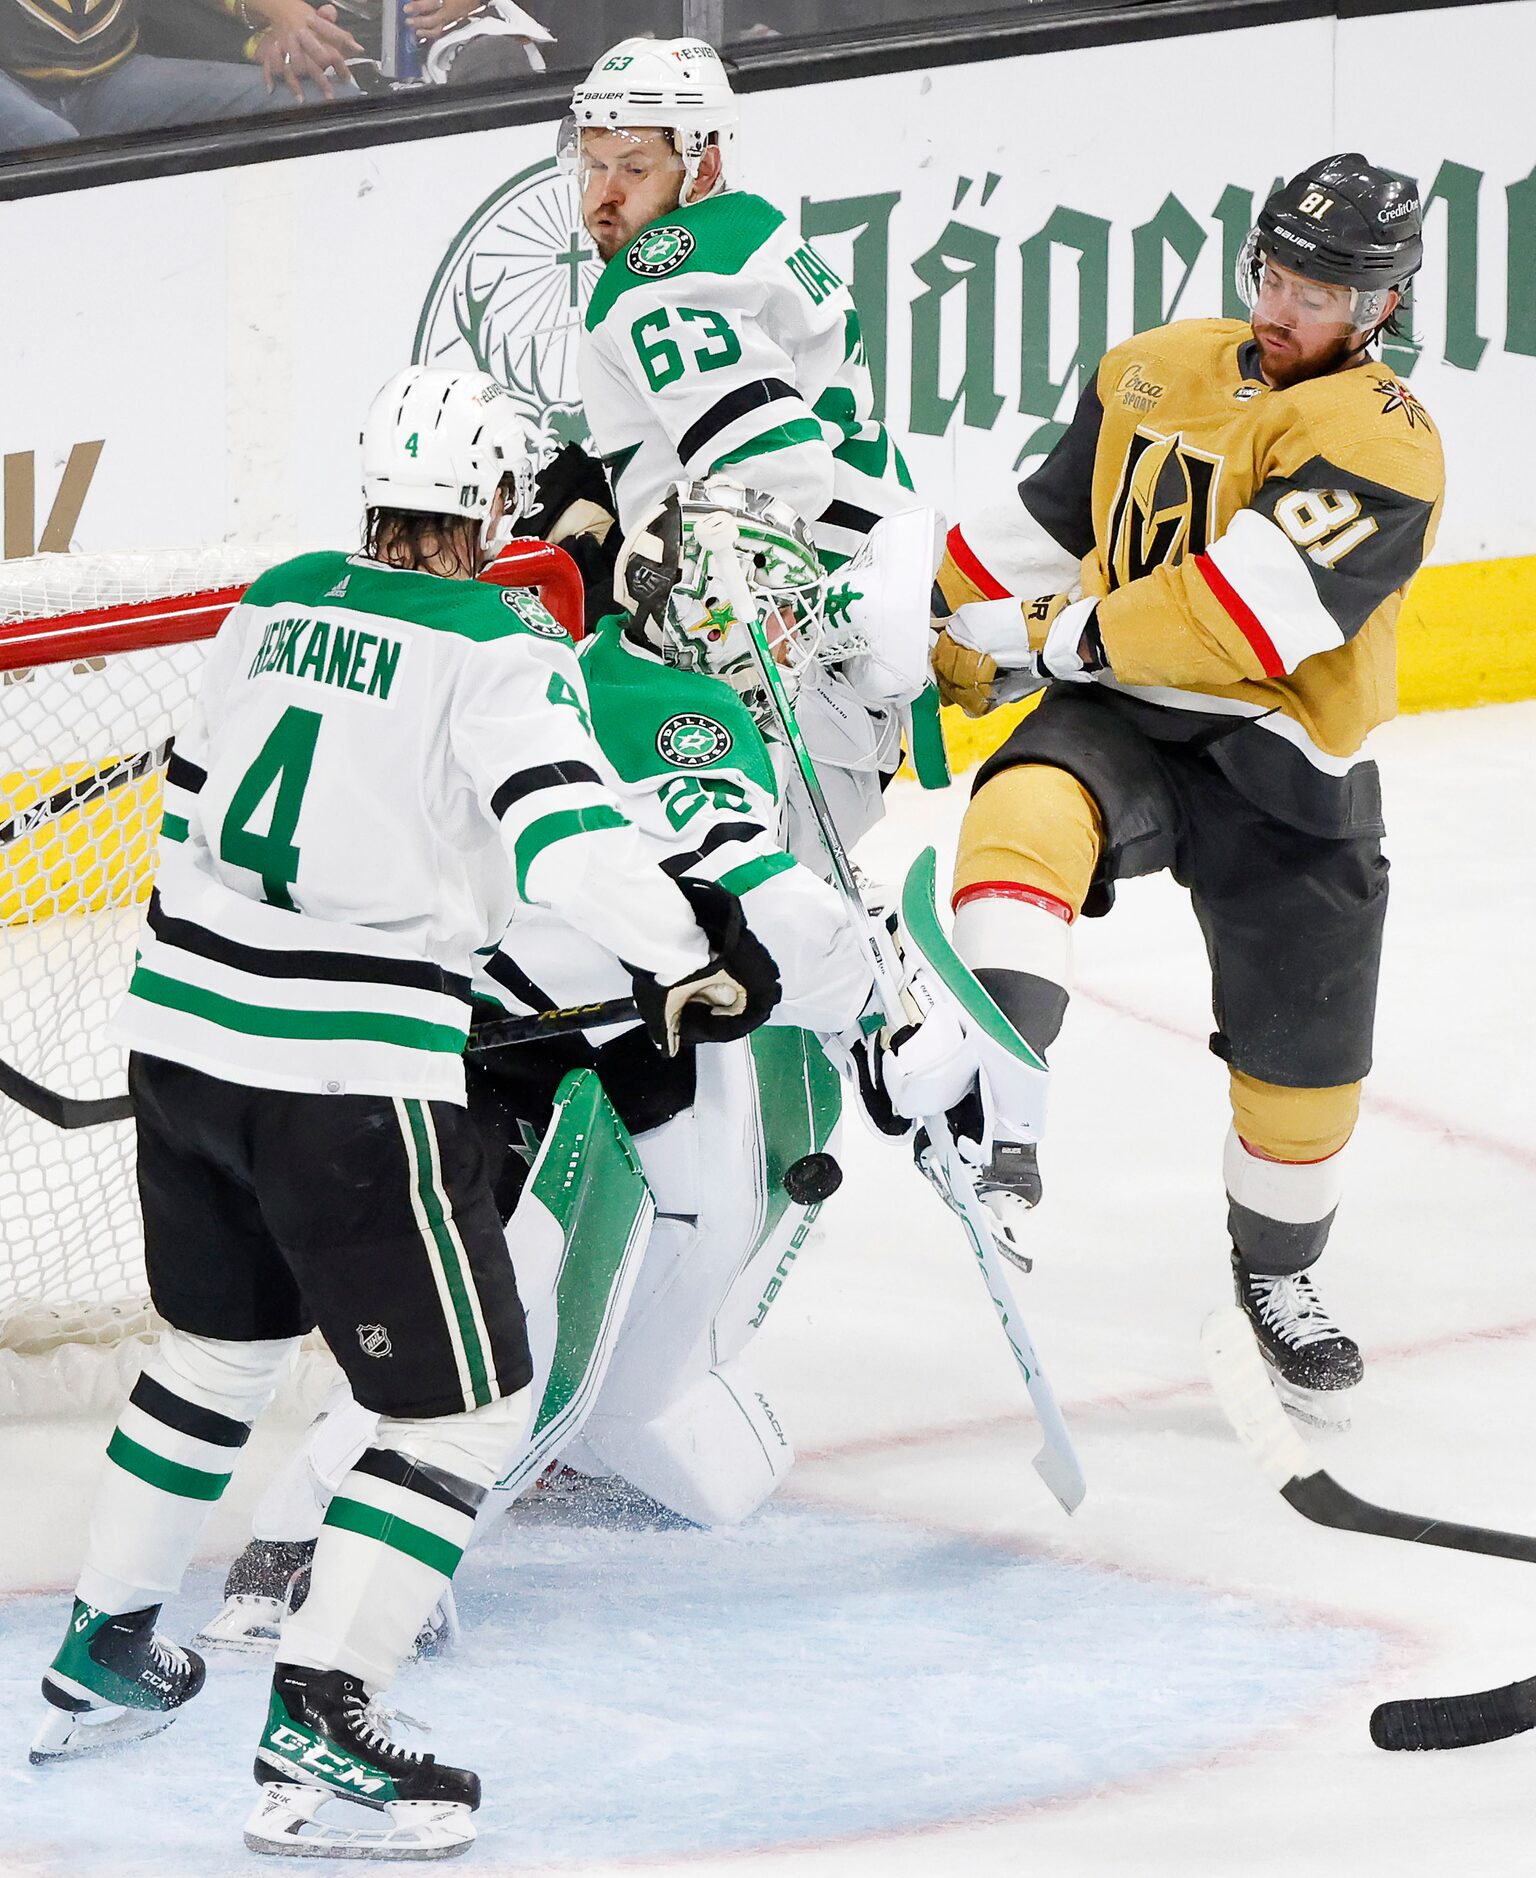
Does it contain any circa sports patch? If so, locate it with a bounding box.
[656,712,733,768]
[627,225,696,277]
[502,590,568,636]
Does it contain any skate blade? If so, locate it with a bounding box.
[195,1595,284,1655]
[29,1698,176,1764]
[1270,1370,1353,1433]
[244,1784,475,1860]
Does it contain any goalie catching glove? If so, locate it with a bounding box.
[629,876,782,1056]
[931,592,1106,717]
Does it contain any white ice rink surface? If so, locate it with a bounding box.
[4,701,1535,1876]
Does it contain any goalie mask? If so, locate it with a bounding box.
[360,367,540,561]
[614,479,826,720]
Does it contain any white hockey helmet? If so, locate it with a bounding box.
[360,366,540,559]
[558,37,738,197]
[615,478,825,722]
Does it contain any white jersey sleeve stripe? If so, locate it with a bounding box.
[1201,508,1348,674]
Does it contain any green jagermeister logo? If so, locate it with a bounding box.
[627,225,695,278]
[414,159,599,453]
[656,712,732,768]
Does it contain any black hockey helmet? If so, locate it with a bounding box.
[1240,153,1422,317]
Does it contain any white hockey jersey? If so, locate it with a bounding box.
[578,190,918,570]
[476,611,873,1043]
[115,552,711,1102]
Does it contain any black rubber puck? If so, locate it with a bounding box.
[782,1152,842,1205]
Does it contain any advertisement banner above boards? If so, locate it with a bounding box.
[0,4,1530,579]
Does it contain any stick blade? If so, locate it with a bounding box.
[1033,1438,1087,1515]
[1371,1678,1536,1751]
[1200,1305,1314,1490]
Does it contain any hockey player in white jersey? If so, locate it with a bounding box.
[199,477,974,1652]
[30,373,784,1861]
[563,36,945,851]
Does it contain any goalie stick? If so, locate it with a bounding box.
[0,997,642,1131]
[1202,1306,1536,1563]
[694,508,1085,1515]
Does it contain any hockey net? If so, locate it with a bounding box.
[0,542,581,1418]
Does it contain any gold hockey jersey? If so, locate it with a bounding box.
[942,318,1445,836]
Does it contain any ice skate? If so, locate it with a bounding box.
[246,1664,479,1859]
[1232,1250,1363,1429]
[32,1600,206,1763]
[971,1137,1041,1273]
[196,1538,316,1654]
[199,1538,457,1660]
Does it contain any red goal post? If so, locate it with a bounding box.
[0,539,584,1417]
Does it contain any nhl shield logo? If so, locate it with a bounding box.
[656,713,732,768]
[357,1323,393,1359]
[627,225,696,278]
[415,159,597,451]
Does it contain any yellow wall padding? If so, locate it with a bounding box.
[953,762,1102,914]
[0,764,162,925]
[1228,1067,1361,1162]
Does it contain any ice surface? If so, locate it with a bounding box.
[4,703,1536,1876]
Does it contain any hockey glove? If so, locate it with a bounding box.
[515,444,621,630]
[932,594,1106,716]
[629,876,781,1057]
[835,954,978,1138]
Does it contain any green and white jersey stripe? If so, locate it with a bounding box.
[115,550,710,1101]
[579,190,919,573]
[393,1097,499,1412]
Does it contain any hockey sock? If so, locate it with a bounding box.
[952,886,1073,1060]
[250,1384,380,1546]
[1223,1127,1349,1273]
[279,1389,528,1690]
[76,1330,298,1614]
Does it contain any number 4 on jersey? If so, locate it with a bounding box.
[220,706,322,909]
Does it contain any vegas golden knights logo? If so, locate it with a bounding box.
[1105,429,1222,590]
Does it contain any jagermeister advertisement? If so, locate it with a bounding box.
[0,3,1529,569]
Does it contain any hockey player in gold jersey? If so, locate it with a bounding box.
[930,153,1443,1424]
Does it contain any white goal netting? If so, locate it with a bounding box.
[0,548,316,1415]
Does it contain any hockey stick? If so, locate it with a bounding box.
[466,996,638,1054]
[1370,1674,1536,1751]
[0,998,645,1130]
[694,509,1085,1514]
[1202,1306,1536,1562]
[0,1055,134,1130]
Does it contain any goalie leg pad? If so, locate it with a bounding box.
[582,1354,794,1529]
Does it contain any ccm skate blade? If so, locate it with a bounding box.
[30,1696,176,1764]
[195,1594,284,1655]
[244,1784,476,1860]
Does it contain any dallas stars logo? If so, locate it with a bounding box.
[628,225,696,278]
[1377,377,1433,431]
[656,713,733,768]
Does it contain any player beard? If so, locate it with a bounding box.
[585,184,687,262]
[1251,320,1369,390]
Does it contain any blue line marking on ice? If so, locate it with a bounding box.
[0,1504,1379,1873]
